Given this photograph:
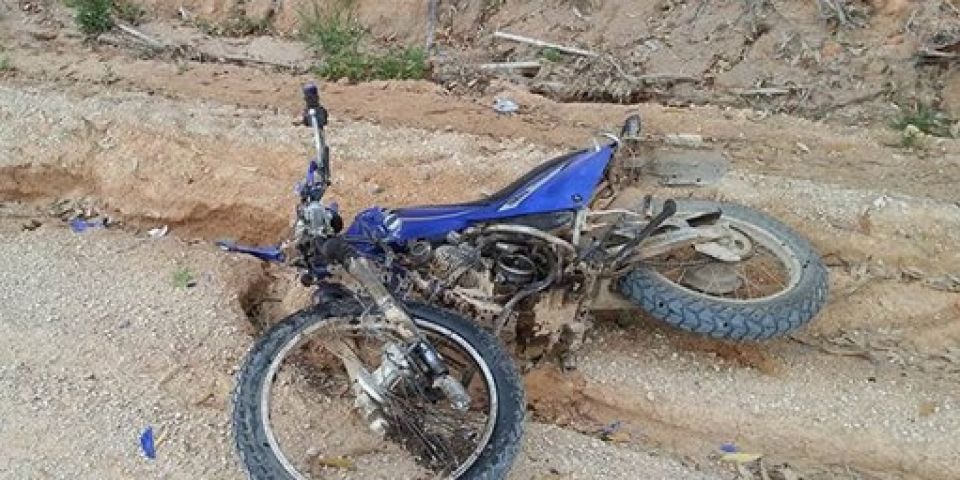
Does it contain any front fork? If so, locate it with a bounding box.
[326,255,471,434]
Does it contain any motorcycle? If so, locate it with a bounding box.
[226,83,828,479]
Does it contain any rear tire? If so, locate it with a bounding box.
[618,200,828,340]
[232,300,525,479]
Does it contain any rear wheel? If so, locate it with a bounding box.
[619,200,828,340]
[232,300,524,479]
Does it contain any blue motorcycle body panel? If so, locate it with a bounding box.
[344,145,614,248]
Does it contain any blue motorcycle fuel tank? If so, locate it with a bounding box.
[345,145,614,246]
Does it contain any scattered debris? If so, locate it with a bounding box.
[69,217,106,233]
[720,452,763,464]
[733,87,794,97]
[795,142,811,154]
[493,31,597,58]
[493,98,520,115]
[50,198,99,221]
[720,442,739,453]
[597,420,629,442]
[479,61,542,76]
[147,225,169,238]
[925,274,960,293]
[139,426,156,460]
[21,219,41,231]
[312,455,355,470]
[919,29,960,62]
[901,266,925,281]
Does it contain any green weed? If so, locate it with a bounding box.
[172,267,196,289]
[540,47,563,63]
[299,1,425,82]
[891,103,953,138]
[71,0,114,37]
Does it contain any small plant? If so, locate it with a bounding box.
[0,46,11,72]
[300,1,365,55]
[891,103,954,138]
[540,47,563,63]
[172,267,197,289]
[71,0,114,37]
[299,0,425,82]
[113,0,145,25]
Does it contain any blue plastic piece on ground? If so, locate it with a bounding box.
[69,218,106,233]
[140,426,156,460]
[720,442,739,453]
[599,420,622,437]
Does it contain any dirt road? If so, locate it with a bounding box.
[2,6,960,480]
[0,208,724,479]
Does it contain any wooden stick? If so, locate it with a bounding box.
[478,61,541,73]
[493,31,597,57]
[733,87,793,96]
[115,23,167,49]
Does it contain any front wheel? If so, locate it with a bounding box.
[232,300,524,479]
[619,200,828,340]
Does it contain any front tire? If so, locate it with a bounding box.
[619,200,828,340]
[232,300,525,479]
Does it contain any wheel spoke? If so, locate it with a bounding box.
[258,316,497,478]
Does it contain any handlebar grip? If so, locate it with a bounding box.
[661,199,677,217]
[319,237,356,266]
[303,83,321,110]
[302,83,328,128]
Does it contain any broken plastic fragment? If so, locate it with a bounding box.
[69,217,106,233]
[719,442,739,453]
[140,426,156,460]
[493,98,519,114]
[147,225,168,238]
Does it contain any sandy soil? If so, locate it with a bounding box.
[1,5,960,480]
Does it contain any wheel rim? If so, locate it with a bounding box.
[646,215,804,303]
[259,314,498,479]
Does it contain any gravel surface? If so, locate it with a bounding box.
[0,218,722,479]
[0,222,251,478]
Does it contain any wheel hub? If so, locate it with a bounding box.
[681,263,742,295]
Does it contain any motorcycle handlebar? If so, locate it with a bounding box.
[302,83,328,128]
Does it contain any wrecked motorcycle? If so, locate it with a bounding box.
[226,84,828,479]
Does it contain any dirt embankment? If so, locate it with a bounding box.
[121,0,960,127]
[3,4,960,480]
